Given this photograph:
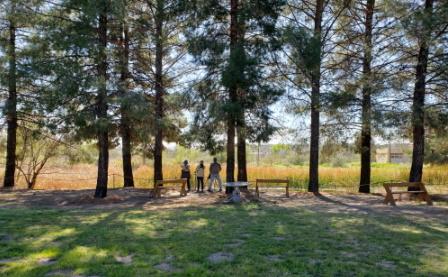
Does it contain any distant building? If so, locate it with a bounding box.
[375,144,412,163]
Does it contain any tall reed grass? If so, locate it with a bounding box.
[4,163,445,194]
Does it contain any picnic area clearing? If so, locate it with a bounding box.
[0,189,447,277]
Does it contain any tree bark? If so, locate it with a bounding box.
[226,0,239,183]
[3,3,17,188]
[237,121,247,182]
[119,21,134,187]
[3,12,17,188]
[409,0,433,187]
[236,5,247,183]
[94,5,109,198]
[359,0,375,194]
[153,0,164,183]
[308,0,324,194]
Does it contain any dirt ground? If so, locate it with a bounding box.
[0,188,447,224]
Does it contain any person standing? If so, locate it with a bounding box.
[181,160,191,192]
[195,160,205,192]
[208,157,222,192]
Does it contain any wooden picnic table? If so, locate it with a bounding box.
[383,182,432,206]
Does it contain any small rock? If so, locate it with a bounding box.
[225,239,245,248]
[341,252,356,258]
[207,252,234,264]
[0,258,17,264]
[165,255,175,262]
[154,262,176,272]
[38,257,57,266]
[115,255,133,265]
[0,234,13,242]
[376,260,396,270]
[266,255,282,262]
[45,269,76,277]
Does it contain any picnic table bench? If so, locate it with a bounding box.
[151,178,188,198]
[255,179,290,198]
[383,182,432,206]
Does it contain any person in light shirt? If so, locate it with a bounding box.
[195,160,205,193]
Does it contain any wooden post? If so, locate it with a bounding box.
[286,180,290,197]
[255,183,259,198]
[383,183,396,206]
[419,182,433,205]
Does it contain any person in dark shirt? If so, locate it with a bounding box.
[181,160,191,191]
[208,157,222,192]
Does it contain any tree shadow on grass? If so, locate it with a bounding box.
[0,199,447,276]
[315,193,448,222]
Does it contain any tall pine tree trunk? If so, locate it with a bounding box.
[237,118,247,182]
[359,0,375,193]
[226,117,236,183]
[308,0,323,194]
[94,5,109,198]
[3,4,17,188]
[409,0,433,186]
[153,0,164,183]
[236,14,247,183]
[120,21,134,187]
[226,0,239,183]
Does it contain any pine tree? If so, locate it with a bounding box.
[408,0,433,184]
[358,0,375,193]
[308,0,324,194]
[94,0,109,198]
[126,0,189,183]
[117,0,134,187]
[186,0,284,183]
[389,0,448,186]
[30,0,119,197]
[279,0,348,194]
[1,0,45,188]
[1,1,18,188]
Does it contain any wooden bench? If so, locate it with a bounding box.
[255,179,290,198]
[152,178,188,198]
[383,182,432,206]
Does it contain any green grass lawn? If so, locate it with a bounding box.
[1,203,447,277]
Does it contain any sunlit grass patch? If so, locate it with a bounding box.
[0,203,447,277]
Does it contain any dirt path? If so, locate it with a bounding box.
[1,188,447,223]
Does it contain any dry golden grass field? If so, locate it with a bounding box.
[5,162,448,194]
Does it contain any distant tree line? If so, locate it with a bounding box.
[1,0,447,197]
